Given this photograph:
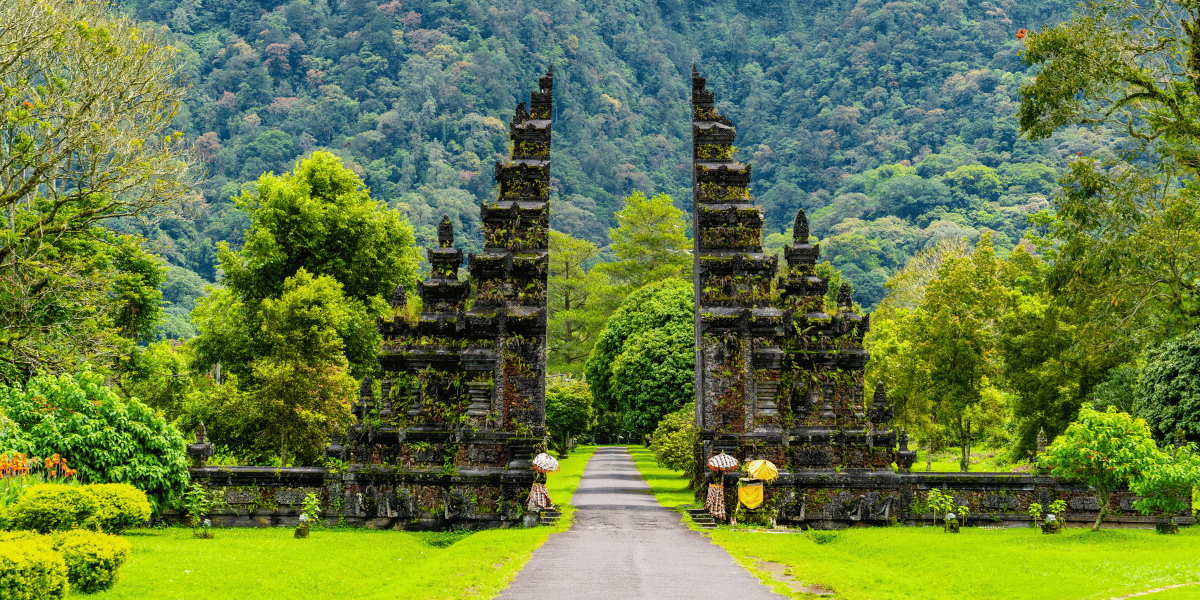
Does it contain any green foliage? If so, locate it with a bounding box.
[0,534,68,599]
[545,375,595,452]
[609,320,695,439]
[0,0,197,383]
[50,529,131,593]
[1129,444,1200,521]
[183,482,213,532]
[220,150,419,309]
[1039,406,1160,531]
[586,278,694,441]
[203,151,417,380]
[1028,502,1043,527]
[0,372,189,507]
[547,230,609,373]
[1138,330,1200,441]
[869,235,1005,468]
[648,403,699,484]
[596,192,691,294]
[301,492,322,526]
[6,485,98,534]
[83,484,152,535]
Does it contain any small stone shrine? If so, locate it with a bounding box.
[326,66,554,529]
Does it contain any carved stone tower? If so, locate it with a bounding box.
[691,65,896,523]
[337,66,553,529]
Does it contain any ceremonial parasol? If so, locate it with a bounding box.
[532,453,560,473]
[707,451,739,472]
[745,459,779,482]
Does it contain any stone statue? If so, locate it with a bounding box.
[438,214,454,248]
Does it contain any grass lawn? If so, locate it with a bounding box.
[93,445,597,600]
[628,446,1200,600]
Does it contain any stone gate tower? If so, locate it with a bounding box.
[691,66,898,523]
[331,66,553,529]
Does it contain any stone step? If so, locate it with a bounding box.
[686,508,718,529]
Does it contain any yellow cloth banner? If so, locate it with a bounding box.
[738,484,763,509]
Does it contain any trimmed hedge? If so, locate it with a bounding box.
[6,484,97,534]
[51,530,131,593]
[84,484,151,534]
[0,534,69,599]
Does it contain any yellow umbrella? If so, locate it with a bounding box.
[745,459,778,482]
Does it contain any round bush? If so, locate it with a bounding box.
[51,530,131,593]
[84,484,151,534]
[0,534,69,599]
[6,485,98,534]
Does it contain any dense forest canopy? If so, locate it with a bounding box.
[112,0,1084,335]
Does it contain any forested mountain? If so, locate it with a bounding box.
[117,0,1081,334]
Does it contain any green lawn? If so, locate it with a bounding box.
[93,445,596,600]
[627,446,1200,600]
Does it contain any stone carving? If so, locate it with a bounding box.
[328,67,554,528]
[186,423,214,467]
[438,214,454,248]
[793,209,809,243]
[692,65,897,525]
[275,490,307,506]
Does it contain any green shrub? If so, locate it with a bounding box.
[51,529,131,593]
[84,484,151,534]
[0,534,69,599]
[6,485,97,534]
[649,402,699,483]
[0,371,190,509]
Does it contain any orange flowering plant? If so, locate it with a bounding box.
[0,450,80,507]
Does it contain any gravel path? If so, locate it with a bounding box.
[498,446,785,600]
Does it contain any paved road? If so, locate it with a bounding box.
[498,446,785,600]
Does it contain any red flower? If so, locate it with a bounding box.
[21,101,32,108]
[1016,28,1027,40]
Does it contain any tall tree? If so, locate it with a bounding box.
[595,191,691,294]
[872,235,1005,470]
[1020,0,1200,364]
[197,151,419,379]
[547,230,609,373]
[585,278,694,440]
[0,0,197,382]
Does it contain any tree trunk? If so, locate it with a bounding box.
[281,431,289,468]
[1093,492,1109,531]
[960,418,972,472]
[926,439,933,472]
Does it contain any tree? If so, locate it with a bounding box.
[871,235,1004,470]
[1129,444,1200,533]
[1020,1,1200,355]
[649,402,700,485]
[609,319,695,440]
[545,375,595,454]
[190,270,360,465]
[585,278,693,440]
[1138,329,1200,442]
[0,0,196,382]
[595,191,691,293]
[0,370,190,508]
[547,230,608,373]
[1018,0,1200,170]
[198,152,418,380]
[1039,405,1160,531]
[996,244,1089,458]
[220,151,419,308]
